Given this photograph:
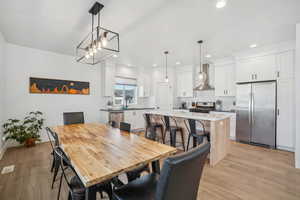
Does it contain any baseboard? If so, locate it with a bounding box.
[277,145,295,152]
[230,136,236,141]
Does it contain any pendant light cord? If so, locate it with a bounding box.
[198,40,203,73]
[165,51,168,79]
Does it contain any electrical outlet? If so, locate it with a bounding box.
[1,165,15,174]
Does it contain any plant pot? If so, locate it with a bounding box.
[25,138,36,147]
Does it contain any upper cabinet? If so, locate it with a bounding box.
[236,54,277,83]
[101,61,116,97]
[215,63,236,96]
[275,50,295,81]
[176,66,193,98]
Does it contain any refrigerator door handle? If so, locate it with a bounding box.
[249,93,252,125]
[252,92,254,125]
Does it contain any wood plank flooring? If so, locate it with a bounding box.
[0,141,299,200]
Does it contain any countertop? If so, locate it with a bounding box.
[100,107,156,112]
[144,109,230,121]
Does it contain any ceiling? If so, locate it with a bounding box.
[1,0,300,67]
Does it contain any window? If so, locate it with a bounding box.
[113,84,137,105]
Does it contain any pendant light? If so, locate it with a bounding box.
[198,40,207,84]
[164,51,169,83]
[76,2,120,65]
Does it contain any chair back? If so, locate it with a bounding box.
[63,112,84,125]
[163,116,170,129]
[46,127,59,147]
[54,147,82,190]
[184,119,206,145]
[144,113,152,126]
[155,143,210,200]
[120,122,131,132]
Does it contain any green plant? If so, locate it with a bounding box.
[3,111,45,144]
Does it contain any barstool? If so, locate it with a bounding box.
[144,113,165,143]
[184,119,210,151]
[162,116,185,151]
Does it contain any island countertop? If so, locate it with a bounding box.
[144,109,230,121]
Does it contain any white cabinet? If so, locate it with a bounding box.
[176,69,193,98]
[277,79,295,151]
[276,50,295,81]
[138,75,151,97]
[124,110,145,130]
[215,63,236,96]
[236,55,277,83]
[101,62,115,97]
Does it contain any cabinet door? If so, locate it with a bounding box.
[177,71,193,97]
[215,66,227,96]
[143,75,151,97]
[226,64,236,96]
[102,62,115,97]
[276,51,295,80]
[254,55,276,81]
[236,59,253,83]
[277,80,295,151]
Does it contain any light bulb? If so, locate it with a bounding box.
[97,42,102,50]
[102,38,108,47]
[93,48,97,54]
[199,72,207,82]
[216,0,227,8]
[85,53,90,59]
[89,48,93,56]
[165,77,169,83]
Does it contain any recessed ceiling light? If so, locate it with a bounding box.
[152,64,157,67]
[249,44,257,48]
[113,54,118,58]
[175,61,181,65]
[205,54,212,58]
[216,0,227,8]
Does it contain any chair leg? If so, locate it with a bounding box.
[187,134,191,151]
[170,130,176,148]
[151,160,160,174]
[51,156,55,173]
[52,161,60,189]
[180,130,185,151]
[160,126,165,144]
[145,126,148,137]
[57,173,63,200]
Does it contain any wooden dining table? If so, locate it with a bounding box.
[50,123,177,200]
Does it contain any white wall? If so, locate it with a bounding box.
[296,23,300,168]
[0,32,6,158]
[4,43,103,145]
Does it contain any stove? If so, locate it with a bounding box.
[189,102,215,113]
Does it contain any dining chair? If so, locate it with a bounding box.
[63,112,84,125]
[114,122,150,185]
[184,119,210,151]
[54,147,113,200]
[112,143,210,200]
[119,122,131,132]
[144,113,165,143]
[46,127,62,189]
[162,116,185,151]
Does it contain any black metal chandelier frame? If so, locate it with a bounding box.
[76,2,120,65]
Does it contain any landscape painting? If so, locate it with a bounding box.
[30,77,90,95]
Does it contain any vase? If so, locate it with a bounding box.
[25,138,36,147]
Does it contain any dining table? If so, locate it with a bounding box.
[50,123,177,200]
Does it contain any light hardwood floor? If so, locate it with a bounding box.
[0,141,299,200]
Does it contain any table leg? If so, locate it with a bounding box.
[151,160,160,174]
[170,129,177,147]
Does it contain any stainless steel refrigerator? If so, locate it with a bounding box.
[236,81,276,148]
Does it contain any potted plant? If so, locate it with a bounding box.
[3,111,45,147]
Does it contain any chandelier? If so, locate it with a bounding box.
[76,2,120,65]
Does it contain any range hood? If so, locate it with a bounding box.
[193,40,214,91]
[194,63,214,91]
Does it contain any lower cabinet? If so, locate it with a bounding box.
[124,110,146,130]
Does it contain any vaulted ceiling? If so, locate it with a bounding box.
[1,0,300,67]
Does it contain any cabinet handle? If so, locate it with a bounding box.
[277,109,280,116]
[277,71,280,78]
[255,74,257,80]
[252,74,254,80]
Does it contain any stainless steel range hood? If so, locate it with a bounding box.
[194,63,214,91]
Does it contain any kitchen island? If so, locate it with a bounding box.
[144,110,231,167]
